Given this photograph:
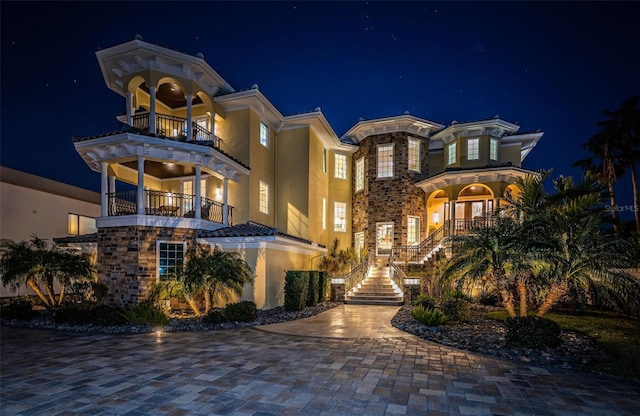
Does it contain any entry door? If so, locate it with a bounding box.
[376,223,393,256]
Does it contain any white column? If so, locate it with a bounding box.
[449,199,457,236]
[109,176,116,193]
[149,86,156,134]
[126,91,133,125]
[186,94,193,140]
[222,177,229,225]
[210,112,216,141]
[101,162,108,217]
[195,166,202,219]
[137,157,145,215]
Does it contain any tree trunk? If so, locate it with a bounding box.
[498,287,516,318]
[204,291,211,315]
[536,282,568,317]
[44,280,56,306]
[630,163,640,237]
[516,279,528,317]
[27,279,50,306]
[184,294,200,316]
[607,178,620,235]
[58,284,65,306]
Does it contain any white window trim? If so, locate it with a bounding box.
[156,240,186,281]
[467,138,480,161]
[376,222,394,256]
[407,215,420,246]
[490,138,499,161]
[447,142,457,165]
[355,157,365,192]
[377,143,394,179]
[259,180,269,214]
[334,153,347,179]
[259,121,269,148]
[323,148,327,174]
[334,201,347,232]
[408,138,421,172]
[322,197,327,230]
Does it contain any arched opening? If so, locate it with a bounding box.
[427,190,449,235]
[454,184,495,233]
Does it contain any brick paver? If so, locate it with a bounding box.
[1,305,639,415]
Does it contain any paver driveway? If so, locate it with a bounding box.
[1,305,639,415]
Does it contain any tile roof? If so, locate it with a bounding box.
[199,221,324,248]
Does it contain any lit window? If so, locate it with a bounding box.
[407,216,420,246]
[335,154,347,179]
[490,138,499,160]
[322,197,327,230]
[260,122,269,148]
[377,144,394,178]
[68,213,97,236]
[323,148,327,173]
[408,138,420,172]
[158,242,185,280]
[259,181,269,214]
[334,201,347,232]
[355,157,364,192]
[447,142,457,165]
[467,138,479,160]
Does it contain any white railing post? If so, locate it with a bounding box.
[195,166,202,219]
[126,91,133,126]
[100,162,108,217]
[222,177,229,225]
[137,156,145,215]
[149,86,156,134]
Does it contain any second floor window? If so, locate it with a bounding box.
[68,213,97,236]
[259,180,269,214]
[334,201,347,232]
[355,157,364,192]
[408,138,420,172]
[335,154,347,179]
[447,142,457,165]
[377,144,394,178]
[260,122,269,148]
[323,148,327,173]
[467,138,479,160]
[407,216,420,246]
[490,137,499,160]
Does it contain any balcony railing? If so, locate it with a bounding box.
[107,190,232,225]
[130,112,222,149]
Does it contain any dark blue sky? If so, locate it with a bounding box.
[1,1,639,209]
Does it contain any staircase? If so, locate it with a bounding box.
[344,265,404,306]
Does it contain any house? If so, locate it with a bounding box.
[68,37,542,309]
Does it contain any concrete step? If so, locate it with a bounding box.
[344,299,404,306]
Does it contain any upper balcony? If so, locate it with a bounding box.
[127,111,222,150]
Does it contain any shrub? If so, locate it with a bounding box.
[445,290,473,302]
[284,270,309,311]
[318,271,330,302]
[55,305,127,326]
[224,301,257,323]
[505,316,562,348]
[0,298,37,320]
[441,298,471,322]
[307,270,320,307]
[202,309,225,325]
[411,306,449,326]
[478,292,500,306]
[411,294,437,310]
[121,302,169,325]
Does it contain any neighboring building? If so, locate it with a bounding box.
[63,37,542,309]
[0,166,100,296]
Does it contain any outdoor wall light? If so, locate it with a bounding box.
[432,212,440,224]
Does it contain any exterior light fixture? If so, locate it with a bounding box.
[432,212,440,224]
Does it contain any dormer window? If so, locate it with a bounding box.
[467,138,479,160]
[447,142,457,165]
[408,138,420,172]
[490,138,499,160]
[259,122,269,148]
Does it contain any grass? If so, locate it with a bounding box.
[485,309,640,380]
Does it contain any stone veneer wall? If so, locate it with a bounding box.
[97,226,199,306]
[352,132,429,255]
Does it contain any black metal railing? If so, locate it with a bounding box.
[343,252,374,296]
[130,112,222,149]
[106,190,232,225]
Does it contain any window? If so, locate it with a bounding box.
[377,144,394,178]
[260,121,269,148]
[322,197,327,230]
[68,213,96,236]
[354,231,365,260]
[447,142,457,165]
[408,138,420,172]
[182,179,207,211]
[376,223,393,256]
[467,138,479,160]
[334,201,347,232]
[323,148,327,173]
[490,138,499,160]
[157,242,185,280]
[355,157,364,192]
[259,180,269,214]
[407,216,420,246]
[334,154,347,179]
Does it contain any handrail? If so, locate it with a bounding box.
[390,222,450,265]
[343,252,373,296]
[130,112,222,149]
[389,263,407,297]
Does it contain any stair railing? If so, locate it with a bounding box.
[390,221,451,266]
[343,252,373,296]
[389,263,407,300]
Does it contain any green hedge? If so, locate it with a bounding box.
[318,271,330,302]
[307,270,320,307]
[284,270,309,311]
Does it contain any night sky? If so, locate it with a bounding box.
[1,1,639,209]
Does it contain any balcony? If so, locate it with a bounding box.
[131,112,222,149]
[107,190,232,225]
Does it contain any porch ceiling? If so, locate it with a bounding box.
[416,166,535,193]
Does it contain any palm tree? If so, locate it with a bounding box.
[318,238,356,277]
[0,235,95,307]
[180,245,253,315]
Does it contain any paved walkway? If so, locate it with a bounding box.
[1,305,639,415]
